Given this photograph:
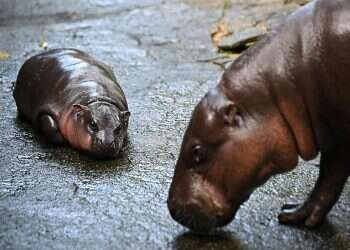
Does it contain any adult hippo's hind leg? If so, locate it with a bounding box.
[278,144,350,227]
[38,114,66,145]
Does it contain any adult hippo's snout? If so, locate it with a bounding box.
[167,172,236,232]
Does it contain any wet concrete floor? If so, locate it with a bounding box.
[0,0,349,249]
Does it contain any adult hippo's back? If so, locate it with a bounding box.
[168,0,350,232]
[13,48,130,159]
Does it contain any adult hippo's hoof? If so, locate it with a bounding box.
[13,48,130,159]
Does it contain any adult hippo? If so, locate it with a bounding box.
[13,48,130,159]
[168,0,350,232]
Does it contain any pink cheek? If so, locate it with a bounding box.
[79,133,92,151]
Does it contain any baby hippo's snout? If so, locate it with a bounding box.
[91,129,124,159]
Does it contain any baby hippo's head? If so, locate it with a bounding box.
[71,102,130,159]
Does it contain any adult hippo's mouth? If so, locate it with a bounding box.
[167,172,253,232]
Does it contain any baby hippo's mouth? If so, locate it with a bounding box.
[89,139,122,159]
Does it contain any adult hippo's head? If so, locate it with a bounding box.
[167,84,300,232]
[63,101,130,159]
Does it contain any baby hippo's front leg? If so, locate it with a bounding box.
[39,114,66,145]
[278,144,350,227]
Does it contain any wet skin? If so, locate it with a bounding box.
[13,48,130,159]
[168,0,350,232]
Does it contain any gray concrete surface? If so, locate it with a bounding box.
[0,0,349,249]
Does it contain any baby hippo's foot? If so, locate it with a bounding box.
[39,114,65,145]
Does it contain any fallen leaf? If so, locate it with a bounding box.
[218,34,263,54]
[211,22,233,46]
[284,0,309,5]
[0,51,10,60]
[197,54,239,70]
[39,39,48,49]
[254,20,268,32]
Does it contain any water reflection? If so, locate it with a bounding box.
[172,230,245,250]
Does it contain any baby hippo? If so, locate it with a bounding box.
[13,48,130,159]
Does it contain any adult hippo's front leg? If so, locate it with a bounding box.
[279,144,350,227]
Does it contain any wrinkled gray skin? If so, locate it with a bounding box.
[84,102,130,159]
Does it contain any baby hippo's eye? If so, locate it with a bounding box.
[192,145,206,164]
[88,120,99,132]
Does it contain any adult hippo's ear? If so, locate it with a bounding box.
[120,111,130,123]
[72,104,89,117]
[222,101,242,127]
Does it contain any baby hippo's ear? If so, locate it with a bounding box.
[120,111,130,123]
[72,104,89,117]
[222,101,242,127]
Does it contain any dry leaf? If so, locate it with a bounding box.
[211,22,233,46]
[254,20,268,32]
[284,0,309,5]
[218,34,263,54]
[0,51,10,60]
[39,39,48,49]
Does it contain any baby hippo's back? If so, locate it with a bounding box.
[13,48,128,125]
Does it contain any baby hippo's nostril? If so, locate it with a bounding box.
[105,139,115,150]
[114,125,122,134]
[111,140,118,150]
[102,132,115,146]
[97,137,103,144]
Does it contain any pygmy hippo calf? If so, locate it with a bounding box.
[168,0,350,232]
[13,49,130,159]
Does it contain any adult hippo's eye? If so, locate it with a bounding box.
[88,120,99,132]
[192,145,206,164]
